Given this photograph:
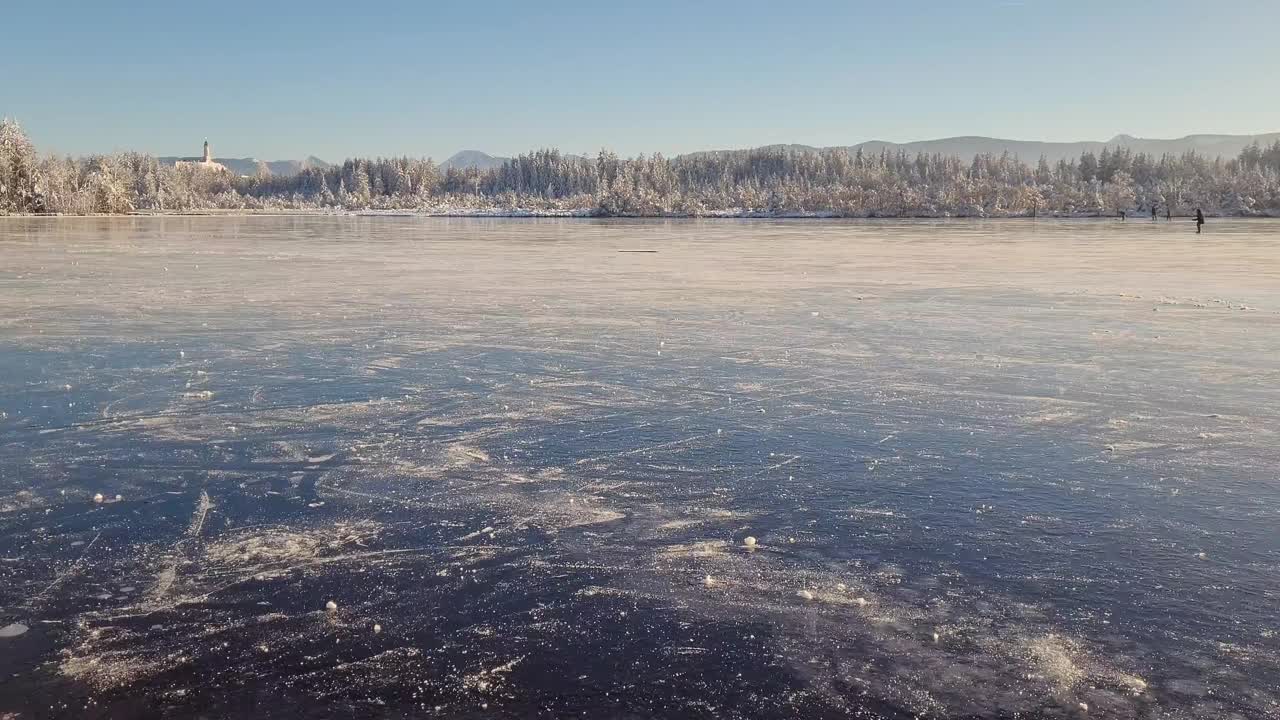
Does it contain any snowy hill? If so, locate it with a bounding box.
[441,150,509,171]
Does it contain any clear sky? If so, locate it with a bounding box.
[4,0,1278,161]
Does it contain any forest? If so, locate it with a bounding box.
[3,118,1279,217]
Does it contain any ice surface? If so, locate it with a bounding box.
[0,217,1278,718]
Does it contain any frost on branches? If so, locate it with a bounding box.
[3,118,1279,217]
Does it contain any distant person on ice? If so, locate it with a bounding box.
[1152,205,1158,221]
[1195,208,1205,234]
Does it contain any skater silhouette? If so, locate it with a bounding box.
[1195,208,1205,234]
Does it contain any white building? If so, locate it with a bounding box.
[175,140,228,172]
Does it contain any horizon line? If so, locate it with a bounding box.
[167,129,1280,163]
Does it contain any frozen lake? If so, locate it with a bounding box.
[1,216,1278,718]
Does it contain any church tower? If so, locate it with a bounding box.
[202,140,212,163]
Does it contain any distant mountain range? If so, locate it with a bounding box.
[442,132,1280,170]
[685,133,1280,165]
[157,155,330,177]
[161,132,1280,176]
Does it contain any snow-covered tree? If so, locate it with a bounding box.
[0,118,44,212]
[2,115,1278,218]
[1103,171,1137,214]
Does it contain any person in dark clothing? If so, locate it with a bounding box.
[1195,208,1205,233]
[1166,205,1172,220]
[1152,205,1158,221]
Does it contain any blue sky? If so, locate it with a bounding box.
[4,0,1278,161]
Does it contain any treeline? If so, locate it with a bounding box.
[3,118,1280,217]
